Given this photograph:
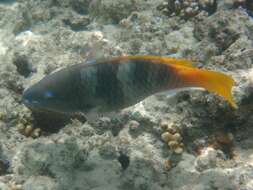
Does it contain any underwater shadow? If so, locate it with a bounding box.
[31,111,87,133]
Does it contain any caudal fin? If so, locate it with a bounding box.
[171,64,236,108]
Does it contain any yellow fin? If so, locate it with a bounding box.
[171,65,237,108]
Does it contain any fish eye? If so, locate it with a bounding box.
[44,91,54,99]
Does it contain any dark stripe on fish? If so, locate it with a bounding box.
[132,60,171,93]
[94,62,125,108]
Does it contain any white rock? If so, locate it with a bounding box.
[195,147,219,171]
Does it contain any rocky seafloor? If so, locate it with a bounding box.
[0,0,253,189]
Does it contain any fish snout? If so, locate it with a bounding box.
[22,88,40,109]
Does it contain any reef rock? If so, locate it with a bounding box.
[0,0,252,190]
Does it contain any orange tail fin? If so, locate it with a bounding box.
[171,64,236,108]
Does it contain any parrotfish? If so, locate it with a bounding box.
[22,56,236,119]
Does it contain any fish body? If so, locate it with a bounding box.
[22,56,236,117]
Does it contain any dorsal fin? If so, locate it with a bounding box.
[163,58,194,68]
[111,55,195,68]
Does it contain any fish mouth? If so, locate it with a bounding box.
[22,93,67,114]
[22,97,40,110]
[22,97,52,113]
[22,89,42,110]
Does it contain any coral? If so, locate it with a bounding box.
[89,0,138,23]
[158,0,217,18]
[234,0,253,16]
[160,121,184,154]
[17,124,41,138]
[192,9,253,69]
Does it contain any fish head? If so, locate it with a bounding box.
[22,70,79,113]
